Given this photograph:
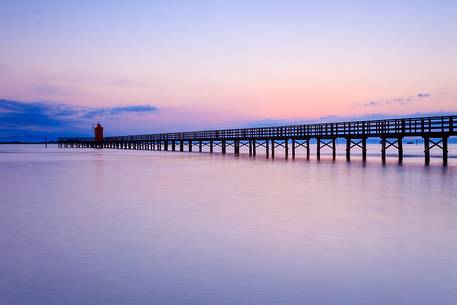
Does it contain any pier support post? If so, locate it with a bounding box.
[346,138,351,161]
[199,141,202,152]
[306,138,310,159]
[443,137,448,166]
[285,139,289,159]
[424,137,430,165]
[253,141,256,156]
[317,138,321,160]
[398,137,403,163]
[180,140,184,152]
[172,141,176,151]
[164,140,169,151]
[188,140,192,152]
[234,140,240,155]
[362,138,367,161]
[381,138,404,164]
[210,140,213,153]
[249,140,252,156]
[271,140,275,159]
[292,139,296,159]
[266,140,269,158]
[332,138,336,160]
[222,140,226,154]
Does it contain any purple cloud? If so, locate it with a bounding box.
[364,93,432,107]
[0,99,158,141]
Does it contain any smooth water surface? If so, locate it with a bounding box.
[1,144,456,305]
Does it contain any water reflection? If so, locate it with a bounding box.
[0,145,456,305]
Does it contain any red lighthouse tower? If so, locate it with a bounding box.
[94,122,104,142]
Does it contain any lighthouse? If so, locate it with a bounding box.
[94,122,104,142]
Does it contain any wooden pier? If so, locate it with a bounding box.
[58,115,456,165]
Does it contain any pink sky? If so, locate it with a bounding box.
[0,1,456,136]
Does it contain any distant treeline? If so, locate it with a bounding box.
[0,141,58,144]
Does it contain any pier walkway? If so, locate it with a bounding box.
[58,115,456,165]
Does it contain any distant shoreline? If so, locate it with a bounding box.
[0,141,58,144]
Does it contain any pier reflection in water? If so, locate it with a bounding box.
[0,145,456,305]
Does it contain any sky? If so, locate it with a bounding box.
[0,0,456,140]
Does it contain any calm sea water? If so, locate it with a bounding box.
[1,144,456,305]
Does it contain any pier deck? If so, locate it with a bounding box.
[58,115,456,165]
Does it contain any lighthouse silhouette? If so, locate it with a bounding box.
[94,122,104,142]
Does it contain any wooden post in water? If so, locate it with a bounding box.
[362,138,367,162]
[424,137,430,165]
[398,138,403,163]
[234,140,240,155]
[285,139,289,159]
[291,139,295,159]
[271,140,275,159]
[346,138,351,161]
[443,137,448,166]
[306,138,310,159]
